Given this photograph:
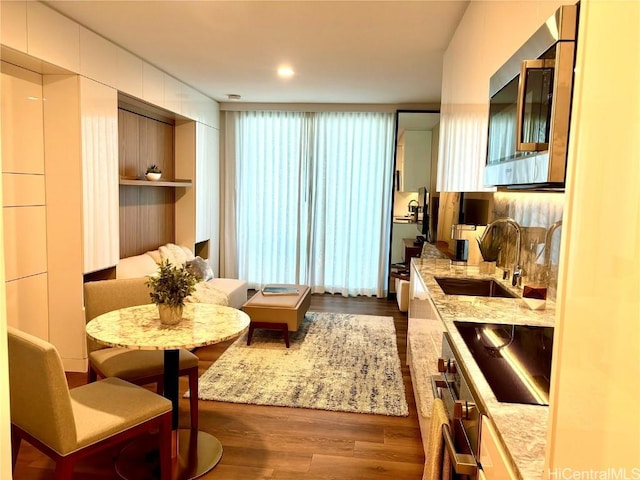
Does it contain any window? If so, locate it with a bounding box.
[230,110,394,297]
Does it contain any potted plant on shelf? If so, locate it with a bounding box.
[145,164,162,181]
[476,231,501,274]
[146,260,197,325]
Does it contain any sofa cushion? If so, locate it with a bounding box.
[185,256,214,281]
[159,243,195,266]
[116,253,159,279]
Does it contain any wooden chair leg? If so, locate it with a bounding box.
[87,365,98,384]
[158,413,173,480]
[54,456,76,480]
[10,426,21,470]
[188,368,199,430]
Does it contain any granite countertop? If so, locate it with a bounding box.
[411,257,555,480]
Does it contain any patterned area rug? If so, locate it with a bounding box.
[194,311,409,416]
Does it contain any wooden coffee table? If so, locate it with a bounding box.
[242,284,311,348]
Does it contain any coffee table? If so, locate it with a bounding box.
[242,284,311,348]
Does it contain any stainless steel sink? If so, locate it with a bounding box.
[434,276,516,298]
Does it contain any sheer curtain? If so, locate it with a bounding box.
[227,110,394,297]
[308,112,394,297]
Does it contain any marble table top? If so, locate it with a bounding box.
[86,303,250,351]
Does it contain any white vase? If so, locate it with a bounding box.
[158,304,183,325]
[146,172,162,181]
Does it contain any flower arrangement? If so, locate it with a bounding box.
[146,260,197,307]
[146,164,162,174]
[146,260,197,324]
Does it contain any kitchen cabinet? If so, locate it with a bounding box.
[437,1,566,192]
[480,416,518,480]
[545,0,640,474]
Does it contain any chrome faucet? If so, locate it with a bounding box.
[479,217,522,286]
[543,220,563,270]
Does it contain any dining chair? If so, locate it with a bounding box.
[83,277,200,429]
[8,326,173,480]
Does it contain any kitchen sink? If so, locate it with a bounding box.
[434,276,516,298]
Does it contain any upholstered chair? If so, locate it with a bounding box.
[83,277,199,429]
[8,326,173,479]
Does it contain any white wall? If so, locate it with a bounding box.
[546,0,640,473]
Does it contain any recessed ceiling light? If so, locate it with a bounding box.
[227,94,241,100]
[277,66,295,78]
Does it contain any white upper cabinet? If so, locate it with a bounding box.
[142,62,164,107]
[27,2,80,73]
[1,0,27,52]
[117,49,144,99]
[80,27,119,87]
[437,1,567,192]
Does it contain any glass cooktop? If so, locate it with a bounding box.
[454,321,554,406]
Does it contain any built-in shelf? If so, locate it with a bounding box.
[119,177,192,188]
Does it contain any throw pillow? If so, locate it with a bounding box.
[185,256,214,282]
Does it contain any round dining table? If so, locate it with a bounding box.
[86,302,250,480]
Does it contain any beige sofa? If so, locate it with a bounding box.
[115,244,248,309]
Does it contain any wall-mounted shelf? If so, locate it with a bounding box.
[119,177,192,188]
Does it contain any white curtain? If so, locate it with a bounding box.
[224,110,394,297]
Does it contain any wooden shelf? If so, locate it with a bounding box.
[119,177,192,187]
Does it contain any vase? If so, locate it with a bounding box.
[146,172,162,181]
[158,304,183,325]
[478,260,497,275]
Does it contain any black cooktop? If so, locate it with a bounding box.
[454,321,554,406]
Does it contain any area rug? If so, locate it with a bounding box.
[193,311,409,416]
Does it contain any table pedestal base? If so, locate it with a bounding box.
[116,429,222,480]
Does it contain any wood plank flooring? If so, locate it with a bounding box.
[11,294,425,479]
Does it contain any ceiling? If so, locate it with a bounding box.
[45,1,469,105]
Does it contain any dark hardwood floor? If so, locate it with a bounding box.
[11,294,424,479]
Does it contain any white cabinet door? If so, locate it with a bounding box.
[1,0,27,52]
[80,27,119,87]
[80,77,119,274]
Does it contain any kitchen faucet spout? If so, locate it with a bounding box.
[480,217,522,286]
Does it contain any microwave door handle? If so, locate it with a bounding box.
[516,58,555,152]
[442,423,478,476]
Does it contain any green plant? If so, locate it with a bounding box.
[146,260,197,307]
[476,232,502,262]
[146,164,162,174]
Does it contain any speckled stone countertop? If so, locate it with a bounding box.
[411,257,555,480]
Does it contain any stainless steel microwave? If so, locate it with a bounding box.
[484,3,579,189]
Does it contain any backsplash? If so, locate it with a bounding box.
[491,192,564,301]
